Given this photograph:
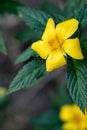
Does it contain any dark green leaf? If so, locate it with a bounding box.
[80,41,87,57]
[0,0,24,14]
[67,58,87,113]
[31,110,59,125]
[81,29,87,41]
[64,0,87,18]
[76,4,87,22]
[41,1,63,17]
[40,0,66,24]
[0,32,7,55]
[15,28,42,43]
[76,4,87,29]
[8,58,46,94]
[81,17,87,29]
[18,7,51,31]
[15,47,38,64]
[52,14,66,24]
[48,85,72,110]
[30,110,62,130]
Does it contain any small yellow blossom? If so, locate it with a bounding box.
[31,18,83,72]
[0,87,7,97]
[59,104,87,130]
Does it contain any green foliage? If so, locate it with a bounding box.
[15,47,38,64]
[0,0,24,56]
[76,4,87,29]
[0,32,7,55]
[15,28,42,43]
[40,0,66,24]
[40,0,65,23]
[5,0,87,114]
[41,0,63,16]
[30,110,62,130]
[67,57,87,113]
[80,41,87,57]
[8,58,47,94]
[0,0,24,14]
[64,0,87,18]
[0,94,10,130]
[18,7,51,31]
[48,85,72,110]
[30,84,72,130]
[81,17,87,29]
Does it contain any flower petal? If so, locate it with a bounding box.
[62,122,78,130]
[62,38,84,59]
[59,105,74,121]
[56,18,79,43]
[46,48,66,72]
[42,18,56,42]
[31,40,53,59]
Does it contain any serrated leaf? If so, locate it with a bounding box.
[40,0,66,24]
[64,0,87,18]
[8,58,47,94]
[76,4,87,22]
[15,28,42,43]
[15,47,38,64]
[67,58,87,113]
[76,4,87,29]
[0,32,7,55]
[18,7,51,31]
[81,17,87,29]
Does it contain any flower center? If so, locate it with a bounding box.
[74,115,83,123]
[50,36,61,50]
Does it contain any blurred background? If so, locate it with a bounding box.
[0,0,74,130]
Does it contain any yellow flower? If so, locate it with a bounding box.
[59,104,87,130]
[0,87,7,97]
[31,18,83,72]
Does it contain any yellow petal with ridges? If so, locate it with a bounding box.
[62,38,84,59]
[46,49,66,72]
[56,18,79,43]
[42,18,56,42]
[31,40,53,59]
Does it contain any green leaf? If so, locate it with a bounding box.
[41,1,63,17]
[0,32,7,55]
[81,17,87,29]
[15,28,42,43]
[18,7,51,31]
[67,57,87,113]
[53,14,66,24]
[15,47,38,64]
[76,4,87,21]
[41,0,66,23]
[81,29,87,41]
[0,0,24,14]
[31,110,59,125]
[80,41,87,57]
[30,110,62,130]
[76,4,87,29]
[48,85,72,110]
[8,58,47,94]
[64,0,87,18]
